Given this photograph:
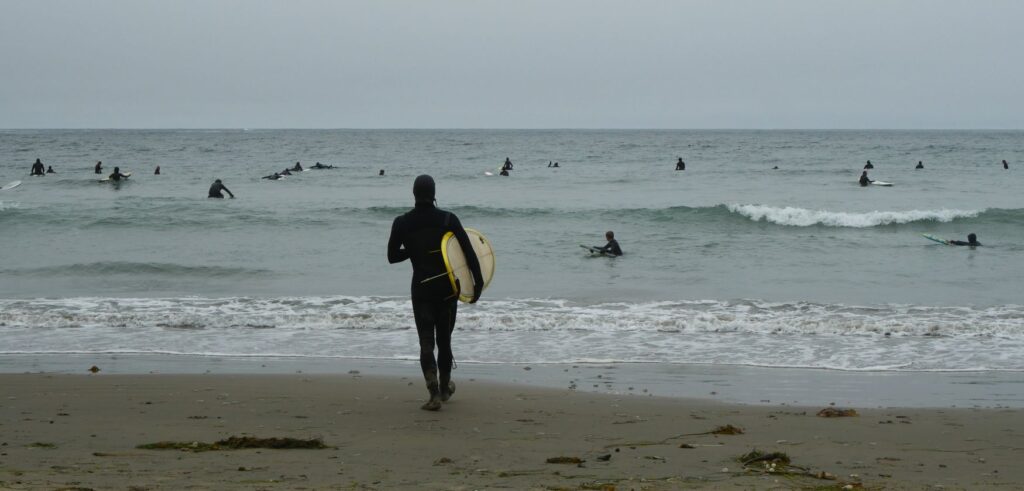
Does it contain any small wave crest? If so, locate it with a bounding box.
[1,296,1022,371]
[0,262,270,277]
[727,204,982,227]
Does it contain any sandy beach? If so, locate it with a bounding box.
[2,373,1022,490]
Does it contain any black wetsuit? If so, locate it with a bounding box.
[915,163,924,169]
[108,171,127,181]
[502,159,513,171]
[676,159,685,170]
[599,239,623,256]
[94,162,103,174]
[859,174,871,186]
[46,166,55,174]
[864,162,874,169]
[388,203,483,387]
[499,169,509,176]
[949,240,981,247]
[30,162,45,176]
[208,182,233,198]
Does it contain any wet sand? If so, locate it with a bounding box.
[2,373,1022,490]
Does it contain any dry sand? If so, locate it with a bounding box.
[1,373,1021,490]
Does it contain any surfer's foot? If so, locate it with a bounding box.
[421,369,442,411]
[420,394,442,411]
[441,380,456,402]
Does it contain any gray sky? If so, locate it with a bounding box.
[2,0,1022,129]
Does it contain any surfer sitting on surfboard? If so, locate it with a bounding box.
[108,167,129,181]
[949,233,981,247]
[30,159,45,176]
[388,174,483,412]
[595,231,623,256]
[207,179,234,198]
[859,171,872,187]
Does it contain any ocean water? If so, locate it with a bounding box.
[1,129,1022,371]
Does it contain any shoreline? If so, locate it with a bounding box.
[2,372,1022,490]
[3,353,1023,409]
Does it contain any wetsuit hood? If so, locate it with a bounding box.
[413,175,435,204]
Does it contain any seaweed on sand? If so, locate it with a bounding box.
[137,436,330,452]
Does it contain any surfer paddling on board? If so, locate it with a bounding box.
[388,175,483,411]
[859,171,872,187]
[595,231,623,256]
[949,233,981,247]
[207,179,234,198]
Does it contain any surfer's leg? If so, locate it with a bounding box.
[412,299,442,410]
[438,300,458,401]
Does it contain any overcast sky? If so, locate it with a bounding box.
[2,0,1022,129]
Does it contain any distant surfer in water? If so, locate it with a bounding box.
[30,159,45,176]
[915,161,924,169]
[292,162,303,172]
[499,169,509,176]
[949,233,981,247]
[262,172,282,180]
[502,158,513,171]
[675,158,685,171]
[379,169,385,176]
[311,162,334,169]
[154,166,161,175]
[596,231,623,256]
[108,167,129,181]
[207,179,234,198]
[46,165,56,174]
[859,170,872,186]
[864,160,874,169]
[388,175,483,411]
[553,162,559,168]
[94,161,103,174]
[1004,160,1009,169]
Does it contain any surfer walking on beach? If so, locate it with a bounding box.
[388,175,483,411]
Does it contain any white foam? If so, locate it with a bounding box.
[1,296,1022,371]
[727,204,981,227]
